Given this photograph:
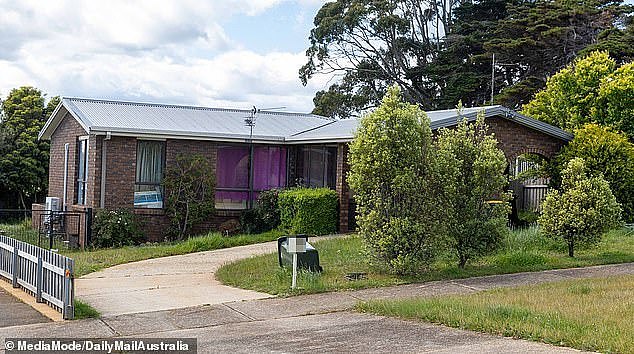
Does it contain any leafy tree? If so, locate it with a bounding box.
[300,0,469,116]
[551,124,634,222]
[539,158,622,257]
[348,86,440,273]
[434,112,510,268]
[523,51,634,139]
[163,153,216,239]
[0,87,57,209]
[301,0,631,115]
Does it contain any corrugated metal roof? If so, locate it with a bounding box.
[40,97,332,141]
[287,105,573,142]
[39,99,572,143]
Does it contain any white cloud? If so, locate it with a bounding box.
[0,0,330,112]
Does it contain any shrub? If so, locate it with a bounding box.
[347,86,441,274]
[278,187,337,235]
[539,158,622,257]
[92,209,144,248]
[239,189,281,234]
[552,124,634,222]
[163,153,215,239]
[435,111,511,268]
[256,189,281,231]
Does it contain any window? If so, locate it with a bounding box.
[215,145,287,210]
[300,146,337,188]
[215,145,250,209]
[135,140,165,208]
[76,137,89,205]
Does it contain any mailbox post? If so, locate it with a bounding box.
[287,235,307,289]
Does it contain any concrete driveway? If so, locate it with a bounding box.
[75,240,283,316]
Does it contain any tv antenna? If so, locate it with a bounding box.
[245,106,286,141]
[244,105,285,209]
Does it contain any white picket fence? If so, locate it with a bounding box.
[0,232,74,319]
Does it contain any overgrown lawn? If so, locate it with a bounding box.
[357,275,634,353]
[216,227,634,295]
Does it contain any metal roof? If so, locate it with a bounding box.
[39,97,333,142]
[287,105,573,143]
[39,99,573,143]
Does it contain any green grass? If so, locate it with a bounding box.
[63,230,284,277]
[216,227,634,296]
[357,275,634,353]
[73,299,101,319]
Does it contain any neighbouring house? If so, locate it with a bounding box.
[36,97,572,242]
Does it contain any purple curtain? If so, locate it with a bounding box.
[216,146,249,188]
[253,146,286,191]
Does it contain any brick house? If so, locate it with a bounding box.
[37,98,572,241]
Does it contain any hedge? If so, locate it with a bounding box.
[278,188,338,235]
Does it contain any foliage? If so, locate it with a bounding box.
[0,87,59,208]
[348,86,441,273]
[239,189,282,234]
[73,300,101,319]
[435,111,510,268]
[92,209,144,248]
[523,51,634,139]
[278,187,338,236]
[553,124,634,222]
[539,158,622,257]
[300,0,631,116]
[163,153,215,239]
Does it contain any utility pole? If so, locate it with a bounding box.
[491,53,495,105]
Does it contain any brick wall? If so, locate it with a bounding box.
[486,117,565,160]
[47,112,87,207]
[103,136,136,209]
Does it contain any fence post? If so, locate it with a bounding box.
[62,259,74,320]
[85,208,93,248]
[48,211,54,250]
[36,256,43,303]
[12,246,19,288]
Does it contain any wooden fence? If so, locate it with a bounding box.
[0,232,74,319]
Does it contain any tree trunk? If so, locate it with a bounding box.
[568,240,574,257]
[458,253,467,269]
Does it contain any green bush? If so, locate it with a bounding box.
[239,189,281,234]
[551,124,634,222]
[278,187,338,235]
[92,209,144,248]
[163,153,215,239]
[539,158,622,257]
[347,86,441,274]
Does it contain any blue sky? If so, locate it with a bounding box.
[0,0,329,112]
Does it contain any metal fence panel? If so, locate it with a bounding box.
[0,233,75,319]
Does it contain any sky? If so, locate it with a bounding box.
[0,0,331,113]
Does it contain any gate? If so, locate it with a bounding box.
[0,209,93,250]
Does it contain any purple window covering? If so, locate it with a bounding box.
[217,146,249,188]
[253,146,286,191]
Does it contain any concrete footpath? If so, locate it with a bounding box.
[0,287,49,328]
[2,263,632,353]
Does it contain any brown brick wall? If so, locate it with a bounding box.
[47,112,87,207]
[486,116,565,160]
[103,136,137,209]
